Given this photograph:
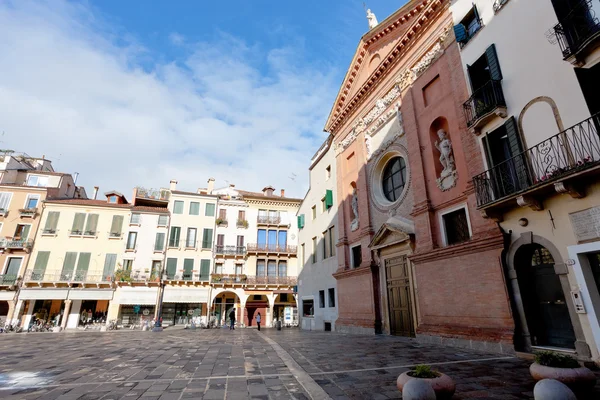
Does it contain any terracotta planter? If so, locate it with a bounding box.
[397,371,455,399]
[530,362,596,392]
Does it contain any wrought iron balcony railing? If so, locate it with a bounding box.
[473,113,600,207]
[214,245,247,256]
[0,274,18,285]
[163,273,210,282]
[463,80,506,128]
[24,270,113,283]
[0,238,34,250]
[211,273,247,284]
[553,0,600,59]
[246,276,298,286]
[257,215,281,224]
[246,244,297,254]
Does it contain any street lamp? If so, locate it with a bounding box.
[152,263,165,332]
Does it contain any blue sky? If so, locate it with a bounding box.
[0,0,406,198]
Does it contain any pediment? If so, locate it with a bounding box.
[369,217,415,249]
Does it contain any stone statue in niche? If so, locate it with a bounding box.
[364,135,372,160]
[351,187,359,231]
[434,129,458,191]
[366,9,378,30]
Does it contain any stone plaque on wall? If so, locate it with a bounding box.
[569,206,600,242]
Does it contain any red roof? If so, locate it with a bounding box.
[44,199,132,208]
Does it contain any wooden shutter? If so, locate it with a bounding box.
[485,44,503,81]
[325,190,333,209]
[453,24,468,43]
[110,215,124,236]
[102,254,117,279]
[183,259,194,275]
[219,208,226,219]
[85,214,99,235]
[237,235,244,247]
[0,192,11,211]
[202,228,213,249]
[169,227,180,247]
[76,253,91,279]
[200,259,210,280]
[238,210,245,220]
[62,252,77,277]
[205,203,215,216]
[72,213,85,234]
[166,258,177,279]
[297,214,305,229]
[44,211,60,232]
[154,232,165,251]
[217,234,225,246]
[504,116,530,190]
[174,201,184,214]
[21,225,31,240]
[33,251,50,273]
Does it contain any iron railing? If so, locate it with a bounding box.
[211,273,247,284]
[463,80,506,128]
[163,273,209,282]
[135,187,170,201]
[18,208,37,217]
[474,113,600,206]
[0,274,18,285]
[214,245,247,256]
[246,276,298,286]
[257,215,281,224]
[24,270,113,283]
[0,238,33,250]
[553,0,600,58]
[247,244,297,254]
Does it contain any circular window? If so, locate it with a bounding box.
[382,157,407,202]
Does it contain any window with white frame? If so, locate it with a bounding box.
[0,192,12,213]
[440,206,472,246]
[24,194,40,209]
[158,214,168,226]
[130,213,141,224]
[26,175,49,187]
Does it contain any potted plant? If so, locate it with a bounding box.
[114,269,131,282]
[530,351,596,392]
[397,364,455,399]
[237,219,249,228]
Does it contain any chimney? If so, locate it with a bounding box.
[170,179,178,191]
[93,186,99,200]
[280,189,285,197]
[229,184,235,188]
[207,178,215,194]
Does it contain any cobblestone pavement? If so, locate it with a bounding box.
[0,328,599,399]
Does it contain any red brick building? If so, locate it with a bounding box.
[325,0,515,352]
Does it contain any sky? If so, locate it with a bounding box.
[0,0,406,199]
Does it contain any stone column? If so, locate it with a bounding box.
[12,299,25,326]
[5,299,16,323]
[61,300,72,330]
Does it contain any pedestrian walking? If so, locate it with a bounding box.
[256,312,261,331]
[229,308,236,330]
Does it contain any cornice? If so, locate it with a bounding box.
[409,235,504,264]
[245,198,301,207]
[332,266,372,280]
[326,0,446,134]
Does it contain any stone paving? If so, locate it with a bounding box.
[0,327,598,399]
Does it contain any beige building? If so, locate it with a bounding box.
[0,151,83,323]
[451,0,600,362]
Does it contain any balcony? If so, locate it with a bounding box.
[18,208,37,218]
[473,113,600,212]
[257,215,282,225]
[214,245,247,257]
[211,273,247,284]
[246,276,298,286]
[164,273,210,283]
[0,238,33,251]
[463,80,507,131]
[246,244,297,255]
[236,219,249,228]
[552,0,600,64]
[216,218,228,227]
[0,274,18,286]
[24,270,113,284]
[135,187,170,207]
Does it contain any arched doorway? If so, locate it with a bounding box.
[515,243,576,348]
[210,291,242,327]
[245,294,269,327]
[0,301,9,318]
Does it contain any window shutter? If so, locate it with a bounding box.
[183,258,194,276]
[205,203,215,216]
[110,215,124,236]
[504,116,530,190]
[200,259,210,280]
[202,228,213,249]
[453,24,468,43]
[0,192,11,210]
[103,254,117,279]
[166,258,177,279]
[76,253,91,279]
[33,251,50,273]
[485,44,503,81]
[62,252,77,277]
[158,214,169,226]
[325,190,333,209]
[44,211,60,233]
[297,214,305,229]
[85,214,99,235]
[21,225,31,240]
[154,232,165,251]
[72,213,86,234]
[173,201,184,214]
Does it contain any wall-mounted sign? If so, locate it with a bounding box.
[569,206,600,242]
[571,290,586,314]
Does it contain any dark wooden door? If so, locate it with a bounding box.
[385,255,414,337]
[517,244,576,349]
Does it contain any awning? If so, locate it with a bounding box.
[0,292,15,301]
[116,287,158,305]
[19,289,69,300]
[163,287,209,303]
[68,289,114,301]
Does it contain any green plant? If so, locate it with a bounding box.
[114,269,132,282]
[408,364,440,379]
[237,219,249,228]
[534,351,580,368]
[216,218,227,225]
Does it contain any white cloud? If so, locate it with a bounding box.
[0,0,338,198]
[169,32,185,46]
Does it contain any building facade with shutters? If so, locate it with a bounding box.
[0,152,83,324]
[296,135,339,332]
[20,192,129,330]
[450,0,600,362]
[207,184,301,328]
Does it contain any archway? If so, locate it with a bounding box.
[0,301,9,318]
[274,293,297,326]
[210,290,243,327]
[245,294,270,327]
[515,243,576,349]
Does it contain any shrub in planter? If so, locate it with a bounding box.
[397,364,455,399]
[530,351,596,392]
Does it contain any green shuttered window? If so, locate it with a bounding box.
[485,44,503,81]
[33,251,50,278]
[84,214,99,235]
[202,228,213,249]
[200,259,210,281]
[325,190,333,209]
[173,200,184,214]
[155,232,165,251]
[43,212,60,234]
[62,252,77,278]
[189,202,200,215]
[297,214,305,229]
[166,258,177,279]
[103,254,117,280]
[110,215,124,237]
[71,213,85,235]
[205,203,215,217]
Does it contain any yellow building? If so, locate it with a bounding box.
[0,151,82,324]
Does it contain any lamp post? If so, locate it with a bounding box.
[152,263,165,332]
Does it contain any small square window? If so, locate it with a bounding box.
[442,208,471,246]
